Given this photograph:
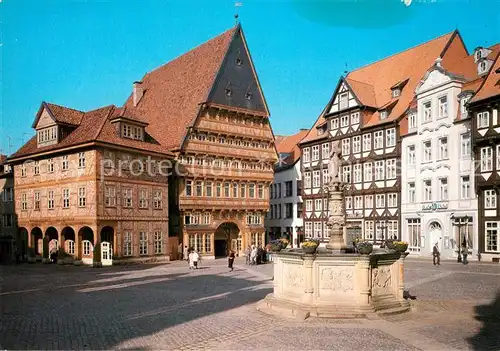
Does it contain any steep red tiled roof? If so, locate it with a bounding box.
[9,105,172,161]
[122,26,237,150]
[301,31,462,144]
[349,31,459,127]
[276,129,309,165]
[445,43,500,81]
[469,52,500,104]
[0,154,6,164]
[45,103,85,126]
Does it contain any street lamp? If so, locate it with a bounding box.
[451,214,463,263]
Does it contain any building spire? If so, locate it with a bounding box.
[234,2,243,25]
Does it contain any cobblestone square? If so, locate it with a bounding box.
[1,258,499,350]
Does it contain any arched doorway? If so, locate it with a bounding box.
[45,227,59,254]
[31,227,43,255]
[214,222,240,257]
[62,227,76,256]
[100,226,114,244]
[78,226,94,264]
[428,221,442,254]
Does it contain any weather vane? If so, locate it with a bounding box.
[234,2,243,24]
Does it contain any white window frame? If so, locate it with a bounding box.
[423,101,432,122]
[312,145,320,161]
[374,131,383,149]
[345,196,352,210]
[342,138,350,155]
[364,195,373,209]
[342,165,351,183]
[62,188,70,208]
[386,159,396,179]
[305,222,313,238]
[139,232,148,255]
[408,182,416,203]
[438,95,448,119]
[423,140,432,162]
[304,172,311,189]
[123,232,132,256]
[154,231,163,254]
[375,194,385,208]
[485,189,497,209]
[314,199,322,212]
[78,152,86,168]
[407,145,416,165]
[438,137,448,160]
[313,171,321,188]
[387,193,397,207]
[375,160,384,181]
[339,93,349,110]
[340,115,349,127]
[78,187,86,207]
[363,162,372,182]
[461,133,470,158]
[303,148,310,163]
[321,143,329,159]
[477,111,490,128]
[386,128,396,147]
[364,221,374,240]
[423,179,432,202]
[481,147,493,172]
[353,164,362,183]
[352,136,361,153]
[362,134,371,151]
[306,200,313,212]
[460,176,470,199]
[351,112,360,124]
[485,222,499,253]
[439,177,448,200]
[409,113,417,129]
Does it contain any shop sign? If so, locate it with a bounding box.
[421,202,448,211]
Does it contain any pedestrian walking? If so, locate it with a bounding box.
[250,245,257,265]
[462,244,468,265]
[192,250,200,269]
[184,245,189,265]
[433,242,440,266]
[228,250,235,271]
[188,250,195,269]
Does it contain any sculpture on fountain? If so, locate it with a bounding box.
[325,140,347,252]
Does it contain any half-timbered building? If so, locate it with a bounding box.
[469,50,500,262]
[121,24,277,258]
[401,43,499,260]
[300,31,468,245]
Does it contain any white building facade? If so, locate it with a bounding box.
[266,160,303,248]
[401,60,478,260]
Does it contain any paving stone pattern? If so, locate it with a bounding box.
[0,258,499,350]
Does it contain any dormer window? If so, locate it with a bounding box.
[225,88,232,97]
[460,96,470,115]
[339,93,349,109]
[122,123,144,141]
[476,50,482,60]
[236,57,243,66]
[380,110,387,120]
[479,61,488,74]
[392,89,401,98]
[37,126,58,146]
[245,90,252,100]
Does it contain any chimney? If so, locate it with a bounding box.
[133,81,144,106]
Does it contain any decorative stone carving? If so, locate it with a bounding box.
[373,267,392,289]
[284,268,304,288]
[320,267,354,292]
[328,140,341,184]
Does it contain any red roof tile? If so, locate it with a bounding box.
[469,52,500,104]
[9,105,173,161]
[122,26,237,150]
[276,129,309,165]
[301,31,462,143]
[45,103,85,126]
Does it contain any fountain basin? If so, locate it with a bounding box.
[257,249,410,319]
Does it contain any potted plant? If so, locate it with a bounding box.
[278,238,289,249]
[356,241,373,255]
[302,239,319,254]
[385,239,396,250]
[93,241,102,268]
[393,241,408,253]
[270,240,282,252]
[27,248,36,264]
[42,237,50,264]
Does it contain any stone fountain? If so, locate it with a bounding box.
[257,140,410,319]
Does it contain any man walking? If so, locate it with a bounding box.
[433,242,440,266]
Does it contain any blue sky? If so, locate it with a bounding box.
[1,0,499,154]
